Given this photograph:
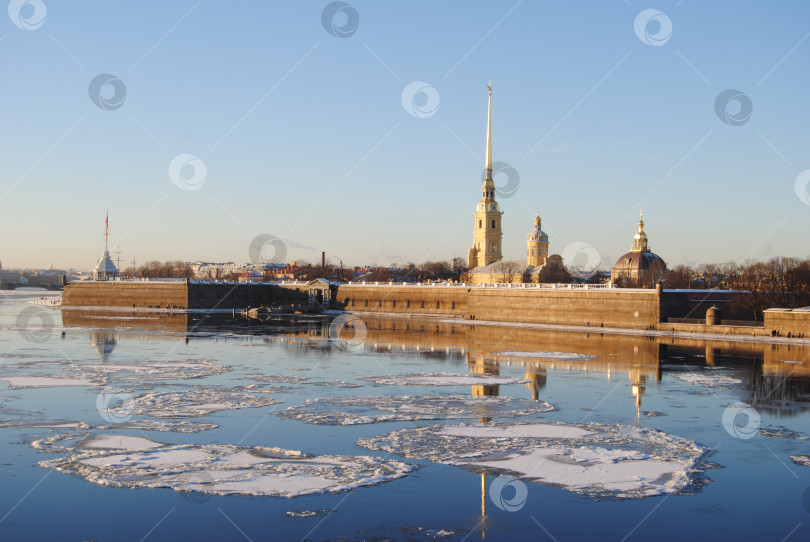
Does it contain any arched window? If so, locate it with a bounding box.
[491,219,495,229]
[478,220,482,228]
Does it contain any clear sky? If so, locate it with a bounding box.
[1,1,808,271]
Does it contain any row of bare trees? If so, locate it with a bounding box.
[121,261,194,279]
[666,257,810,319]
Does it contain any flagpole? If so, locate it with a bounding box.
[104,211,108,281]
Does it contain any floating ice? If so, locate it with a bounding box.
[674,373,743,388]
[76,434,165,451]
[1,376,94,388]
[285,509,330,518]
[359,372,525,387]
[495,351,597,361]
[0,419,90,429]
[97,419,218,434]
[115,388,281,418]
[278,395,554,426]
[790,455,810,467]
[39,440,415,498]
[358,421,709,499]
[248,374,360,389]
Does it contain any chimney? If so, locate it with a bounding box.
[321,251,326,268]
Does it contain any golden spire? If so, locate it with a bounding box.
[485,82,492,181]
[632,210,648,252]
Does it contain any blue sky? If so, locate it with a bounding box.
[1,1,808,270]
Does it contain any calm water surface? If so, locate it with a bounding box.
[1,292,809,541]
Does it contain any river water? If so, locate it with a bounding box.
[1,291,809,541]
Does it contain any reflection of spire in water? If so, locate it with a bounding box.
[481,471,487,540]
[630,371,647,418]
[91,331,117,363]
[524,365,547,401]
[468,354,500,399]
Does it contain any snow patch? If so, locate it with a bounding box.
[278,395,554,426]
[39,441,415,498]
[359,372,526,387]
[358,421,709,499]
[674,373,743,388]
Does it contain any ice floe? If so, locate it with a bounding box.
[114,388,280,418]
[674,373,743,388]
[97,419,218,434]
[0,376,94,388]
[495,351,597,361]
[38,437,415,497]
[278,395,553,426]
[359,372,525,387]
[358,421,709,499]
[0,419,90,429]
[790,455,810,467]
[247,374,361,389]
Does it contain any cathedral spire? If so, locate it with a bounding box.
[485,81,492,181]
[633,210,649,251]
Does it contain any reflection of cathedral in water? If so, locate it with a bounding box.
[62,310,810,415]
[91,331,117,363]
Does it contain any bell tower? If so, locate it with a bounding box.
[468,82,503,268]
[526,209,549,267]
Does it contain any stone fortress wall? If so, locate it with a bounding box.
[61,280,810,337]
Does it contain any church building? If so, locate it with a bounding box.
[610,212,667,287]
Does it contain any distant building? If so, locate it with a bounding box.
[93,250,119,281]
[610,212,667,286]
